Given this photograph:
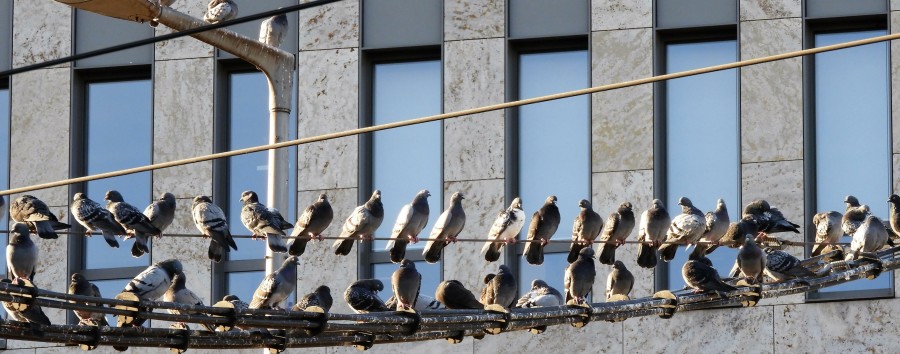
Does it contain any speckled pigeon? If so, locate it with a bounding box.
[192,196,237,263]
[7,223,37,281]
[344,279,389,313]
[289,193,334,257]
[121,259,183,327]
[481,265,516,308]
[568,199,603,264]
[690,198,730,258]
[386,190,430,263]
[105,190,160,258]
[293,285,333,313]
[68,273,108,326]
[436,280,483,310]
[812,211,843,257]
[10,194,70,239]
[423,192,466,264]
[842,205,870,236]
[203,0,238,23]
[636,199,671,269]
[682,257,736,294]
[659,197,706,262]
[249,256,300,309]
[240,190,289,253]
[333,190,384,256]
[742,199,800,235]
[764,249,816,281]
[516,279,563,308]
[483,197,525,262]
[71,193,124,248]
[523,195,561,265]
[597,202,635,265]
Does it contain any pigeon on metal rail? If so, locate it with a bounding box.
[764,249,816,281]
[568,199,603,264]
[164,273,215,331]
[2,279,50,326]
[385,294,443,311]
[850,215,889,258]
[717,216,760,250]
[842,205,870,236]
[565,247,596,305]
[682,257,736,294]
[889,194,900,236]
[105,190,160,258]
[71,193,125,248]
[203,0,238,24]
[742,199,800,235]
[523,195,561,265]
[735,235,766,284]
[812,211,843,257]
[606,260,634,301]
[191,196,237,263]
[333,190,385,256]
[240,191,289,253]
[392,259,422,311]
[423,192,466,264]
[483,197,525,263]
[143,192,176,239]
[659,197,705,262]
[515,279,563,308]
[481,265,517,308]
[636,199,671,269]
[68,273,109,326]
[597,202,635,265]
[386,190,430,263]
[293,285,334,313]
[844,195,861,212]
[289,193,334,257]
[10,194,70,239]
[121,259,183,327]
[436,280,483,310]
[690,198,730,258]
[259,13,288,48]
[7,223,37,281]
[344,279,389,313]
[249,256,300,310]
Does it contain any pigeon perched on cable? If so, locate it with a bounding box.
[849,215,889,259]
[143,192,176,239]
[682,257,736,294]
[333,190,385,256]
[523,195,561,265]
[735,235,766,284]
[249,256,300,310]
[717,216,760,249]
[68,273,108,326]
[105,190,160,258]
[7,223,37,281]
[888,195,900,238]
[164,273,215,331]
[344,279,389,313]
[659,197,706,262]
[515,279,563,308]
[391,259,422,311]
[293,285,333,313]
[203,0,238,23]
[2,279,50,326]
[764,249,816,281]
[565,247,596,305]
[386,190,430,263]
[636,199,671,269]
[259,13,288,48]
[597,202,635,265]
[606,260,634,301]
[842,205,870,236]
[121,259,183,327]
[812,211,843,257]
[436,280,483,309]
[742,199,800,235]
[191,196,237,263]
[568,199,603,264]
[481,265,516,308]
[690,198,730,258]
[240,190,289,254]
[844,195,861,212]
[289,193,334,257]
[9,195,70,239]
[483,197,525,262]
[423,192,466,263]
[71,193,124,248]
[385,294,443,311]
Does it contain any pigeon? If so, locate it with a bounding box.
[636,199,671,269]
[9,195,70,239]
[289,193,334,257]
[293,285,333,313]
[735,235,766,284]
[889,194,900,237]
[850,215,889,258]
[690,198,730,258]
[844,195,861,212]
[105,190,160,258]
[259,13,288,47]
[0,195,5,221]
[515,279,563,308]
[203,0,238,23]
[249,256,300,309]
[423,192,466,263]
[2,279,50,326]
[564,247,596,305]
[483,197,525,262]
[391,259,422,311]
[386,190,430,263]
[192,196,238,263]
[148,0,176,27]
[436,280,483,309]
[143,192,176,239]
[842,205,870,236]
[344,279,389,313]
[568,199,604,264]
[659,197,706,262]
[240,191,289,254]
[717,216,760,249]
[385,294,443,311]
[764,249,816,281]
[597,202,635,265]
[333,190,385,256]
[523,195,561,265]
[68,273,108,326]
[682,257,736,294]
[812,211,843,257]
[7,223,38,281]
[163,272,215,331]
[742,199,800,235]
[121,259,183,327]
[71,193,125,248]
[480,265,517,308]
[606,260,634,301]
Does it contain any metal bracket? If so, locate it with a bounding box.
[482,304,509,335]
[652,290,678,319]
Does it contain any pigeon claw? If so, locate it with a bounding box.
[504,237,516,245]
[540,239,549,247]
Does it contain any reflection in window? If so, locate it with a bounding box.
[372,261,441,302]
[664,40,739,289]
[226,271,266,306]
[517,50,589,294]
[0,85,8,276]
[814,30,891,295]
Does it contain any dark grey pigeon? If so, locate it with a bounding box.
[385,294,443,311]
[391,259,422,311]
[850,215,888,258]
[764,249,816,281]
[812,211,843,257]
[636,199,671,269]
[203,0,238,23]
[71,193,124,248]
[842,205,870,236]
[333,190,385,256]
[436,280,483,309]
[597,202,635,265]
[742,199,800,235]
[68,273,108,326]
[717,216,760,249]
[480,265,517,308]
[659,197,706,262]
[143,192,176,239]
[606,260,634,301]
[690,198,730,259]
[483,197,525,262]
[888,194,900,239]
[516,279,563,308]
[682,257,736,294]
[259,13,288,47]
[523,196,561,265]
[293,285,334,313]
[10,195,70,239]
[249,256,300,309]
[564,247,596,305]
[7,223,37,281]
[386,190,430,263]
[240,191,289,253]
[289,193,334,257]
[568,199,603,264]
[105,190,160,258]
[735,235,766,284]
[844,195,861,212]
[2,279,50,326]
[163,273,214,331]
[423,192,466,264]
[121,259,183,327]
[192,196,237,263]
[344,279,389,313]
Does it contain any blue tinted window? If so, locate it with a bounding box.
[0,86,8,275]
[665,40,739,289]
[226,271,267,306]
[372,261,441,302]
[517,253,571,299]
[814,30,891,294]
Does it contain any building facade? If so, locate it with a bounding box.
[1,0,899,352]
